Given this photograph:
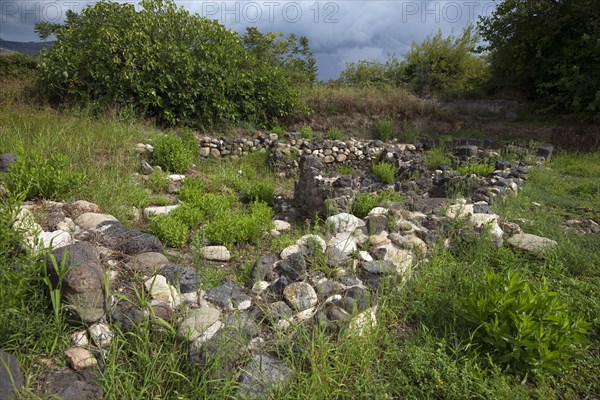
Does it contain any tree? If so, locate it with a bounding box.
[478,0,600,113]
[35,0,304,127]
[337,26,488,97]
[242,28,317,86]
[402,25,488,98]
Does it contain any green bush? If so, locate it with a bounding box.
[372,161,398,184]
[424,146,451,169]
[300,125,313,139]
[150,214,190,247]
[0,53,37,79]
[240,181,274,205]
[152,130,197,173]
[457,163,495,176]
[35,0,300,127]
[147,170,170,192]
[153,179,273,247]
[352,189,403,218]
[327,127,344,141]
[272,126,284,138]
[203,200,273,246]
[4,152,85,201]
[403,25,489,98]
[461,269,590,376]
[375,118,395,141]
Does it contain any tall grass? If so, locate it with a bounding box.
[0,107,160,223]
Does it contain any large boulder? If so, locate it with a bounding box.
[237,353,292,399]
[48,242,105,323]
[507,233,557,256]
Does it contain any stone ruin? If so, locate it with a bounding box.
[2,136,575,399]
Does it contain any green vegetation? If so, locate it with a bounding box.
[327,126,344,140]
[0,107,153,223]
[35,0,306,127]
[300,125,313,139]
[375,117,395,141]
[272,126,285,138]
[151,177,274,248]
[461,269,590,375]
[424,146,452,169]
[338,26,488,98]
[4,152,85,200]
[0,53,37,79]
[152,129,198,173]
[372,161,399,184]
[147,169,170,193]
[479,0,600,113]
[457,162,495,176]
[2,4,599,397]
[402,25,488,97]
[352,189,403,218]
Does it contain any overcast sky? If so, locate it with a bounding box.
[0,0,497,79]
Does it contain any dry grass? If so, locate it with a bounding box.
[300,85,435,118]
[290,85,437,138]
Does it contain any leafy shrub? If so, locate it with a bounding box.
[0,53,37,79]
[327,127,344,140]
[352,189,403,218]
[272,126,284,138]
[154,179,273,247]
[403,25,489,98]
[300,125,313,139]
[424,146,451,169]
[4,152,85,200]
[169,202,204,228]
[397,123,419,143]
[375,118,395,141]
[36,0,300,127]
[152,130,197,173]
[337,165,354,175]
[150,214,190,248]
[339,55,402,87]
[179,177,205,203]
[372,161,398,184]
[240,181,274,205]
[147,170,170,192]
[460,269,590,376]
[203,200,273,246]
[457,163,495,176]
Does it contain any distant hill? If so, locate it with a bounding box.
[0,40,53,56]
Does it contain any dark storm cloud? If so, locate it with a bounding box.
[0,0,497,79]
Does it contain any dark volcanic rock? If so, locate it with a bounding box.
[159,263,201,293]
[121,231,163,254]
[0,153,16,172]
[0,350,23,400]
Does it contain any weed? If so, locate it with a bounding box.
[272,126,285,138]
[150,214,190,248]
[300,125,314,139]
[4,151,85,201]
[425,146,451,169]
[375,117,395,141]
[372,161,399,184]
[460,269,590,376]
[457,162,495,176]
[152,129,198,173]
[336,165,354,175]
[352,189,403,218]
[327,127,344,140]
[397,123,419,143]
[147,169,170,193]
